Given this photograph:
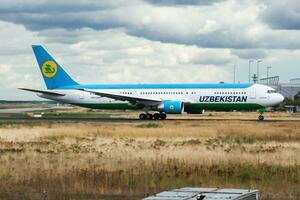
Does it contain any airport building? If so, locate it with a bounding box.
[260,77,300,100]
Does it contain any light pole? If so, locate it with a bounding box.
[267,66,272,79]
[233,62,236,83]
[266,66,272,84]
[248,60,254,83]
[256,60,262,83]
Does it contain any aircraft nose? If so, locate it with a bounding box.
[279,94,284,103]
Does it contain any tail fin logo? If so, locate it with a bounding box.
[169,105,175,110]
[42,60,57,78]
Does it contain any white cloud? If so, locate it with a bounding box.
[261,0,300,30]
[0,22,233,100]
[230,49,268,60]
[2,0,300,49]
[0,1,299,100]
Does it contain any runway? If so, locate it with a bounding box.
[0,107,52,114]
[0,117,298,123]
[0,117,140,123]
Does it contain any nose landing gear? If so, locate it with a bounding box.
[258,115,264,121]
[139,113,167,120]
[258,108,265,121]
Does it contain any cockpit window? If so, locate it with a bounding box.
[267,90,277,94]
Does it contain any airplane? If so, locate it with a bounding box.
[20,45,284,121]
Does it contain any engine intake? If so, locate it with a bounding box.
[157,100,184,114]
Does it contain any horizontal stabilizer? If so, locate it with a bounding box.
[19,88,65,96]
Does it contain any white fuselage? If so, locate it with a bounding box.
[38,84,284,111]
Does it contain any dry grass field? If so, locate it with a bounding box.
[0,112,299,200]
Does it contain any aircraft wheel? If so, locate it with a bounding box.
[139,113,147,120]
[147,113,153,120]
[153,113,160,120]
[258,115,264,121]
[159,113,167,120]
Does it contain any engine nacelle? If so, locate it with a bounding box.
[157,100,184,114]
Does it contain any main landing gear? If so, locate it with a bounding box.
[139,113,167,120]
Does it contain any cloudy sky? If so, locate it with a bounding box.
[0,0,300,100]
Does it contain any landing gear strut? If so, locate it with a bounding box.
[159,113,167,120]
[258,108,265,121]
[139,113,167,120]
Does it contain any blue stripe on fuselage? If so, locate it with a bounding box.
[56,83,252,90]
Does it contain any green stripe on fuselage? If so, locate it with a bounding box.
[74,103,263,111]
[185,103,264,111]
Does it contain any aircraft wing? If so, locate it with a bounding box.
[19,88,66,96]
[78,89,162,104]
